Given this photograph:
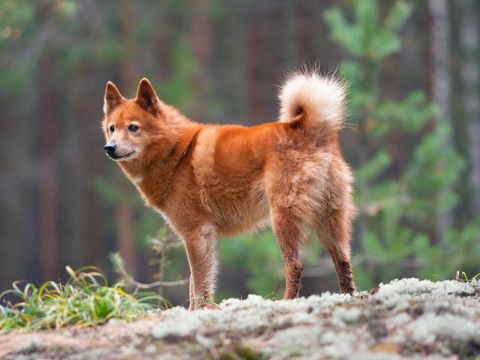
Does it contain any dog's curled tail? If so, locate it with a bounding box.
[278,71,347,141]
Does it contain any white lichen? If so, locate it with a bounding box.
[146,279,480,358]
[408,313,480,345]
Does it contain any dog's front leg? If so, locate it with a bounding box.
[188,273,195,310]
[183,225,218,310]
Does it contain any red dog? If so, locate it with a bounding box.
[102,71,356,310]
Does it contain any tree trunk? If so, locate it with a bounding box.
[294,0,317,66]
[115,0,137,274]
[245,3,288,124]
[77,62,102,265]
[37,63,59,280]
[191,0,211,120]
[458,0,480,215]
[35,3,59,280]
[428,0,453,241]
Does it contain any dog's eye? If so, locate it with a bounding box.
[109,125,114,132]
[128,124,139,133]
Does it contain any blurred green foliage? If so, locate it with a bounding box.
[92,0,478,297]
[1,0,478,303]
[218,0,479,295]
[324,0,478,288]
[219,231,284,297]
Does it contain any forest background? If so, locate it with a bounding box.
[1,0,479,305]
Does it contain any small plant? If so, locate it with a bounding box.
[0,266,160,333]
[148,227,187,298]
[454,271,480,283]
[110,247,188,299]
[108,226,188,306]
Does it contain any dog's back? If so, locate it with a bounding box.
[187,73,354,237]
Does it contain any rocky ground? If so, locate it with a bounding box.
[1,278,480,359]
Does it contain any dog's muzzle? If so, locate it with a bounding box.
[104,144,116,157]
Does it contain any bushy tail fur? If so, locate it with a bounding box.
[278,71,347,141]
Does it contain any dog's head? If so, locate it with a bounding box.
[102,78,164,162]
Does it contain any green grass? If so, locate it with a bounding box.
[0,266,163,333]
[456,271,480,283]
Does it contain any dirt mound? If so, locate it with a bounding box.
[1,278,479,359]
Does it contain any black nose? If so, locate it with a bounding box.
[104,144,116,155]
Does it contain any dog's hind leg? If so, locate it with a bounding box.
[316,210,356,294]
[271,207,304,299]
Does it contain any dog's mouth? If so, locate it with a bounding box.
[107,151,136,161]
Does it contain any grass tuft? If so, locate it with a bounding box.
[0,266,162,333]
[455,271,480,283]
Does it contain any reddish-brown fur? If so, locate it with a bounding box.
[102,75,356,310]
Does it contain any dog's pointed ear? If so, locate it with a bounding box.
[136,78,161,114]
[104,81,125,115]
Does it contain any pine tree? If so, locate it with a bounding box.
[324,0,469,288]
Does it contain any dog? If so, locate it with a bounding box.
[102,71,356,310]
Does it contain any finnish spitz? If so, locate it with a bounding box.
[102,71,356,310]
